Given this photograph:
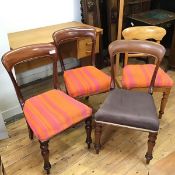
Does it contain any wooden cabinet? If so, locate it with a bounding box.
[81,0,151,45]
[168,26,175,69]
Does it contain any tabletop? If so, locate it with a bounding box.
[129,9,175,26]
[8,21,103,49]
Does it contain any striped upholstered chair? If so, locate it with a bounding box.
[52,26,111,98]
[119,26,173,119]
[1,44,92,174]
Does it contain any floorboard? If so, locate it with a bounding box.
[0,68,175,175]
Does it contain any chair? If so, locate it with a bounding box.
[94,40,166,164]
[119,26,173,119]
[52,26,111,98]
[1,44,92,174]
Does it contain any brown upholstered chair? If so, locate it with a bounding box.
[52,26,111,98]
[94,40,166,164]
[120,26,173,119]
[2,44,92,174]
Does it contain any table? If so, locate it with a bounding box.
[8,21,103,73]
[149,151,175,175]
[128,9,175,69]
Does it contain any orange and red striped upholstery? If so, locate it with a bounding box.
[23,89,92,141]
[64,66,111,97]
[122,64,173,89]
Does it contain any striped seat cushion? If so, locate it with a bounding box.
[122,64,173,89]
[23,89,92,141]
[64,66,111,97]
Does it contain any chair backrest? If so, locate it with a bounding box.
[108,40,165,94]
[122,26,166,65]
[52,26,96,70]
[1,43,59,108]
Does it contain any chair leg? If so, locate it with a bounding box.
[159,88,171,119]
[145,132,158,164]
[85,117,92,149]
[94,123,102,154]
[39,140,51,174]
[27,123,33,140]
[85,96,89,100]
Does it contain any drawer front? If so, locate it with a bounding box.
[77,34,99,59]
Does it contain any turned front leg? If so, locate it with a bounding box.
[94,123,102,154]
[39,140,51,174]
[85,117,92,149]
[145,132,158,164]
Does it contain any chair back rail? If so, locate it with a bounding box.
[108,40,166,94]
[52,26,96,70]
[122,26,166,65]
[1,43,59,108]
[122,26,166,41]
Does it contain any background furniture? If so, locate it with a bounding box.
[151,0,175,12]
[121,26,173,119]
[53,26,111,98]
[80,0,151,45]
[81,1,175,69]
[2,43,92,174]
[94,40,166,164]
[8,21,103,75]
[80,0,152,67]
[81,0,101,27]
[127,9,175,69]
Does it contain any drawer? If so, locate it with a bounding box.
[77,34,99,59]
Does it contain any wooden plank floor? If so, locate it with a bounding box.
[0,68,175,175]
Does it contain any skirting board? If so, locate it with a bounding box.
[1,105,22,120]
[16,57,79,85]
[2,58,79,119]
[0,113,9,140]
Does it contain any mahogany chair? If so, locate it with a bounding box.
[52,26,111,98]
[94,40,166,164]
[120,26,173,119]
[1,44,92,174]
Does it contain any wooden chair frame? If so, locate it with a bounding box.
[53,26,111,99]
[95,40,166,163]
[1,43,92,174]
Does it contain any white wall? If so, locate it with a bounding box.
[0,0,81,119]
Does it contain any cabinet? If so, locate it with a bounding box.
[81,0,151,45]
[151,0,175,69]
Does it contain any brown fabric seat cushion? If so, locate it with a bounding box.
[95,89,159,132]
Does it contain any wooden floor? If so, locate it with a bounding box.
[0,68,175,175]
